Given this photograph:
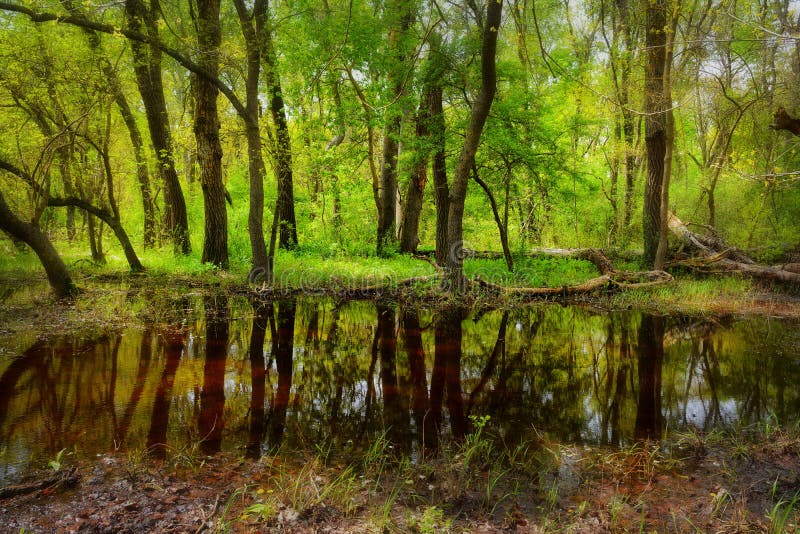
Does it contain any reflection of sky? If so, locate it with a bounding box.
[2,297,800,483]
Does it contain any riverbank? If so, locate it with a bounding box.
[2,420,798,532]
[1,257,799,532]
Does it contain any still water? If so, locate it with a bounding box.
[1,295,798,481]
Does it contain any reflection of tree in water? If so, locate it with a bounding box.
[634,314,664,441]
[266,299,296,450]
[5,296,800,476]
[198,295,229,454]
[246,300,269,458]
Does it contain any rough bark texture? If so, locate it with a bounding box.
[194,0,228,269]
[643,0,667,267]
[0,191,77,298]
[261,2,297,250]
[445,0,503,291]
[399,93,431,253]
[234,0,269,276]
[124,0,190,254]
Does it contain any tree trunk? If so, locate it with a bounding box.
[124,0,190,255]
[194,0,228,269]
[48,197,144,272]
[234,0,269,277]
[472,166,513,272]
[430,78,448,266]
[64,0,156,249]
[643,0,667,267]
[261,2,298,250]
[399,94,430,254]
[377,1,415,255]
[0,191,77,298]
[445,0,503,291]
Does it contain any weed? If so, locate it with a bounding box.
[48,448,67,473]
[411,505,452,533]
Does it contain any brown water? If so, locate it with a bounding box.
[1,294,799,482]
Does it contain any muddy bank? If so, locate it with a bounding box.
[1,428,799,533]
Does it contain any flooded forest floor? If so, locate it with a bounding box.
[0,273,799,532]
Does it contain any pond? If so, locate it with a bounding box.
[1,294,799,483]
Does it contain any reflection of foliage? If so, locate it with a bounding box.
[2,295,800,479]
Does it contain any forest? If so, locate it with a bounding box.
[2,0,800,532]
[0,0,799,294]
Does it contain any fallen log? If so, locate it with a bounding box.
[668,212,800,284]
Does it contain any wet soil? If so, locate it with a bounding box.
[1,433,798,533]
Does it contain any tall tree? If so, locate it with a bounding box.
[124,0,191,254]
[445,0,503,290]
[193,0,228,268]
[261,1,298,251]
[377,0,415,255]
[233,0,270,277]
[643,0,668,267]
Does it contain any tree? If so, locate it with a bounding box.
[261,1,298,251]
[124,0,191,254]
[377,0,415,255]
[643,0,675,269]
[445,0,503,290]
[0,190,77,298]
[193,0,228,269]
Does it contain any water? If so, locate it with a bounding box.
[1,294,799,481]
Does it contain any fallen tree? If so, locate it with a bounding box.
[668,212,800,284]
[250,249,673,302]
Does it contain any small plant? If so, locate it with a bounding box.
[413,506,452,534]
[48,448,67,472]
[768,487,799,534]
[242,499,278,522]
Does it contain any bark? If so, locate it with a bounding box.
[643,0,668,267]
[261,2,298,250]
[234,0,269,276]
[377,1,415,255]
[445,0,503,291]
[0,190,77,298]
[399,93,430,254]
[124,0,190,254]
[194,0,228,269]
[430,77,448,266]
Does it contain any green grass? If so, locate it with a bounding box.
[1,238,792,319]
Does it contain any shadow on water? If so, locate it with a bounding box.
[1,295,800,480]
